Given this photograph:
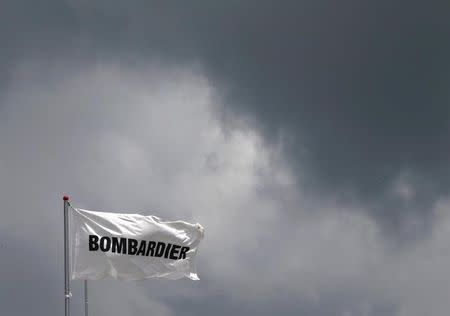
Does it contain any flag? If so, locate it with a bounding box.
[70,207,204,281]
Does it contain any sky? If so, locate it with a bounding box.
[1,1,450,316]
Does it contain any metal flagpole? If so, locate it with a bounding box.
[84,280,89,316]
[63,196,71,316]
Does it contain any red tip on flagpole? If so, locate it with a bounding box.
[63,195,69,201]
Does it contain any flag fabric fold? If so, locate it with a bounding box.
[70,207,204,281]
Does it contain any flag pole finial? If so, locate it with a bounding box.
[63,196,69,201]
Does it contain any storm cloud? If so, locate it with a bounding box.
[2,0,450,233]
[1,1,450,316]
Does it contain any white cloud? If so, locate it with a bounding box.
[2,58,450,316]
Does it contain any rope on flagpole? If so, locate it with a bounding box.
[84,280,89,316]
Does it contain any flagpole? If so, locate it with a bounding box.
[84,280,89,316]
[63,196,71,316]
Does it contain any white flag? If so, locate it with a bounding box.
[70,208,204,281]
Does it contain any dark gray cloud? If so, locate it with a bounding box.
[2,1,449,235]
[170,1,450,237]
[2,2,450,316]
[192,1,450,237]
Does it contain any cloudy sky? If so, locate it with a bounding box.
[1,1,450,315]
